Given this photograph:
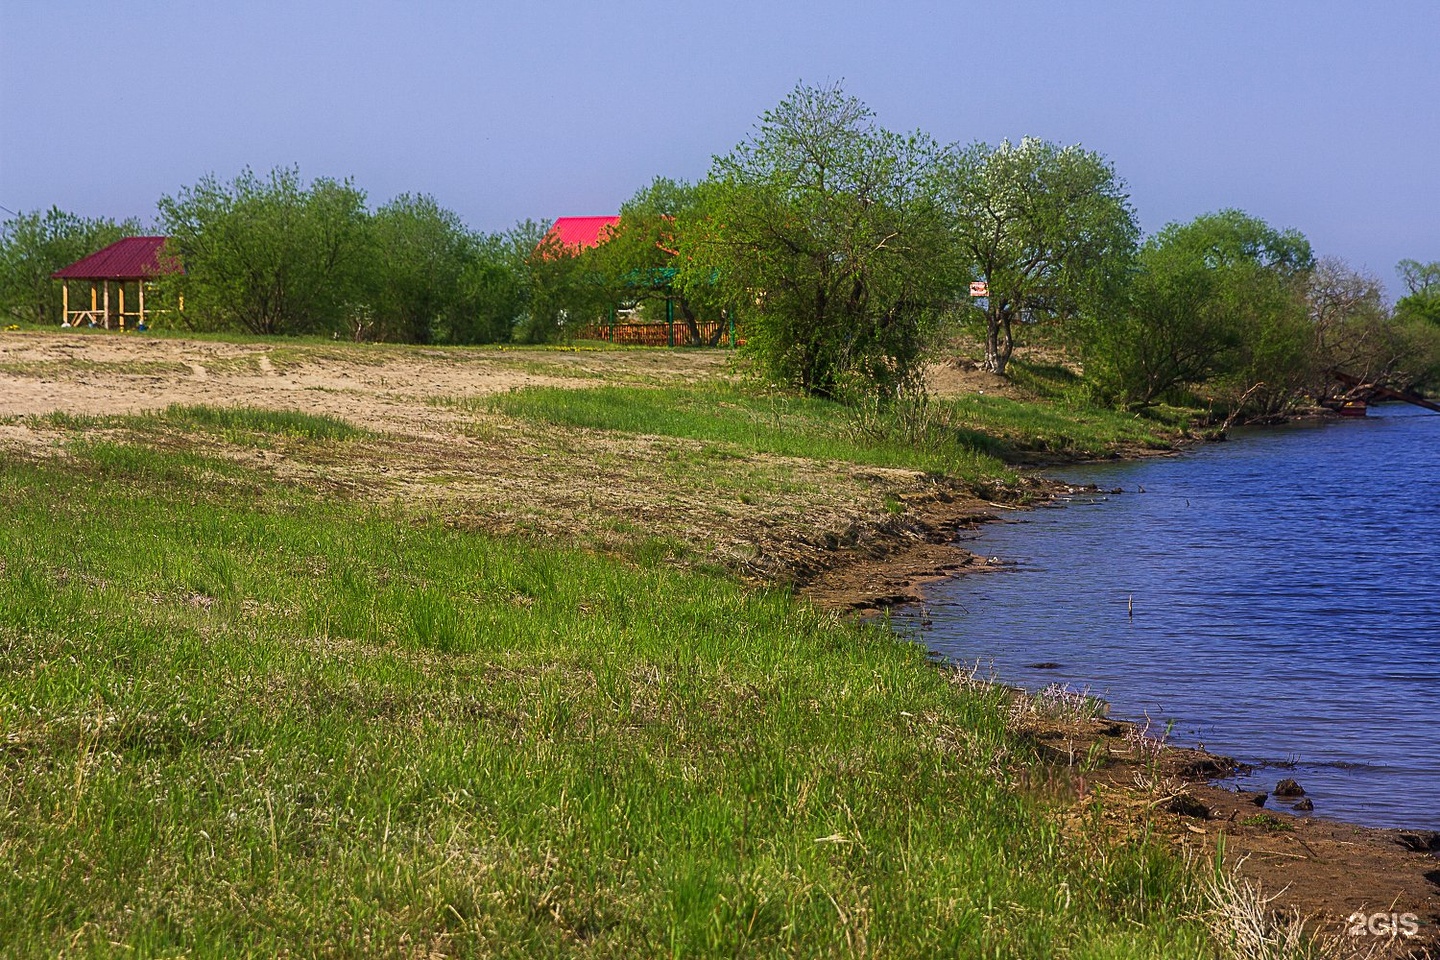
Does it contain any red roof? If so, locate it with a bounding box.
[543,216,620,252]
[51,236,181,280]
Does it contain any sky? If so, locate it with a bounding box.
[2,1,1436,296]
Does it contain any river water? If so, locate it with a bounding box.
[901,404,1440,830]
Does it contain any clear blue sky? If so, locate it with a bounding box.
[2,1,1435,295]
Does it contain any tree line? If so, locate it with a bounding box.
[151,168,561,345]
[3,82,1438,417]
[657,83,1440,416]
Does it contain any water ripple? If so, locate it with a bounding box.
[905,405,1440,830]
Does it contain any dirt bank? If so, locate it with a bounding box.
[1024,711,1440,956]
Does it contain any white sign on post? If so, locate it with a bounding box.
[969,281,988,297]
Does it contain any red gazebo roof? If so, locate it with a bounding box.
[51,237,181,280]
[543,216,620,252]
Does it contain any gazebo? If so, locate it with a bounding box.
[51,236,181,330]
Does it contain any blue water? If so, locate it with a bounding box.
[902,404,1440,830]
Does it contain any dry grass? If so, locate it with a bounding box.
[1201,862,1404,960]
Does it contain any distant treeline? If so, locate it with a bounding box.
[3,82,1439,417]
[0,172,562,346]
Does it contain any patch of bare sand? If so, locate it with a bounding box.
[925,356,1034,400]
[0,332,588,435]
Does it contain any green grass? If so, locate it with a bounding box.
[25,407,366,486]
[483,385,1014,482]
[153,404,367,442]
[940,395,1187,459]
[66,438,257,486]
[1004,358,1201,432]
[0,453,1214,957]
[0,358,193,378]
[28,406,365,445]
[1238,813,1293,833]
[482,383,1187,485]
[30,410,105,431]
[1004,357,1092,404]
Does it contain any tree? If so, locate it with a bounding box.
[0,208,141,325]
[680,82,953,398]
[1081,237,1236,406]
[1303,256,1440,397]
[442,225,534,345]
[1390,316,1440,394]
[366,194,472,343]
[1307,257,1389,379]
[1080,210,1314,412]
[1187,211,1314,416]
[1358,259,1440,393]
[1395,259,1440,326]
[935,137,1137,375]
[155,167,369,335]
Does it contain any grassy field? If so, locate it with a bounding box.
[0,445,1216,958]
[482,385,1012,481]
[0,337,1224,957]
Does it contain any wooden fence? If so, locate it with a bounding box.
[575,320,732,347]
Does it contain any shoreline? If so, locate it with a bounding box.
[796,469,1440,951]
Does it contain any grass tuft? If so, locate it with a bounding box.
[66,439,254,485]
[154,404,366,441]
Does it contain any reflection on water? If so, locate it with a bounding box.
[898,405,1440,829]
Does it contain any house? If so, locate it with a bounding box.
[542,216,621,252]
